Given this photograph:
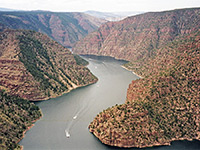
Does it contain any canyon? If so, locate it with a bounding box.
[89,31,200,148]
[0,11,106,47]
[0,29,97,149]
[73,7,200,148]
[73,8,200,64]
[1,7,200,149]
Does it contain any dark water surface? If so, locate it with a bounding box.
[20,56,200,150]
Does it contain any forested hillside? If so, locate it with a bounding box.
[0,11,106,47]
[0,91,42,150]
[88,26,200,148]
[0,29,97,101]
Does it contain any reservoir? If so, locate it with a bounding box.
[19,56,200,150]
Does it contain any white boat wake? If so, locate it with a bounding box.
[65,96,95,139]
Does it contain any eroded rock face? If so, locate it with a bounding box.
[73,8,200,62]
[88,30,200,147]
[74,9,200,147]
[0,29,97,101]
[0,12,106,47]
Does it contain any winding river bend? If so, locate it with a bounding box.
[20,56,200,150]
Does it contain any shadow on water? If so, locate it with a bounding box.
[81,54,128,64]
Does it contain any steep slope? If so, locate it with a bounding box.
[0,11,106,47]
[0,29,97,101]
[0,90,42,150]
[73,8,200,62]
[89,31,200,148]
[124,28,200,77]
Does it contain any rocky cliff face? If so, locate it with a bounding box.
[75,9,200,147]
[0,29,97,101]
[73,8,200,62]
[89,30,200,148]
[0,11,106,47]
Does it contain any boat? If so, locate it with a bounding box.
[65,130,70,138]
[73,115,77,119]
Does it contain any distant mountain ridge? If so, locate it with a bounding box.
[73,7,200,62]
[85,10,143,21]
[0,11,106,47]
[0,7,17,11]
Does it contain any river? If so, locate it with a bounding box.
[19,55,200,150]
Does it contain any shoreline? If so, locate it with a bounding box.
[91,130,200,148]
[18,112,43,150]
[121,65,143,79]
[18,80,98,149]
[30,79,98,102]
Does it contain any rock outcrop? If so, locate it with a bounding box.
[73,8,200,62]
[0,11,106,47]
[88,10,200,148]
[0,29,97,101]
[73,9,200,148]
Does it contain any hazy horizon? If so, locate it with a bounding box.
[0,0,200,13]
